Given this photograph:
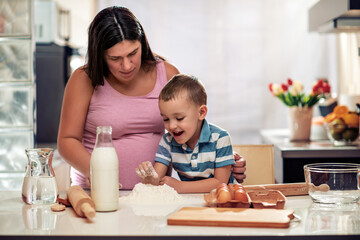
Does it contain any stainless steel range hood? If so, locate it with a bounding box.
[309,0,360,33]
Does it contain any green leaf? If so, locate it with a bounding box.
[278,94,291,106]
[285,92,293,106]
[308,95,321,107]
[287,92,297,106]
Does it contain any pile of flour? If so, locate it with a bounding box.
[119,183,187,204]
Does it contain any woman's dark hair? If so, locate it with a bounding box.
[84,6,156,86]
[159,74,207,106]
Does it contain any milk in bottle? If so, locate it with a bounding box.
[90,126,119,211]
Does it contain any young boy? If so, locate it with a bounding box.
[136,74,235,193]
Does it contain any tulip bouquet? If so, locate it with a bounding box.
[269,78,331,108]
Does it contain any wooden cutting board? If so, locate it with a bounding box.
[167,207,294,228]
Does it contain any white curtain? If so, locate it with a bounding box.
[97,0,337,144]
[337,33,360,110]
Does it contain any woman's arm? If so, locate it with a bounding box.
[57,68,94,183]
[160,165,232,193]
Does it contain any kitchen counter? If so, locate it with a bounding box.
[260,129,360,183]
[0,190,359,239]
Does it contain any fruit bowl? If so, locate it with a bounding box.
[325,120,359,146]
[324,105,359,146]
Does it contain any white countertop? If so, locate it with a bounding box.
[0,190,359,239]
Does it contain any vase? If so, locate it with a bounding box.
[288,106,313,141]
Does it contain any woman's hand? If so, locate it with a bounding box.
[232,152,246,183]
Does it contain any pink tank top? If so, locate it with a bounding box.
[71,60,168,189]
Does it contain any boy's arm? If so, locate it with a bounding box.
[160,165,232,193]
[153,162,168,180]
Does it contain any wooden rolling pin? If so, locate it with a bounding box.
[67,185,96,219]
[244,182,308,196]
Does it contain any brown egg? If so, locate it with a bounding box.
[216,183,228,192]
[216,183,229,196]
[227,184,235,199]
[233,183,245,190]
[234,189,248,202]
[216,188,232,203]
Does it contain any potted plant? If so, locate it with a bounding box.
[269,78,330,141]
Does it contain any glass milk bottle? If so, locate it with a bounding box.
[90,126,119,211]
[22,148,58,204]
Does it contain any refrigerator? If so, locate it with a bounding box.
[34,0,72,144]
[35,43,73,144]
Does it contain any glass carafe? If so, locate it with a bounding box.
[22,148,58,204]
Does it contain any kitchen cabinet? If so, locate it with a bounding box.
[260,129,360,183]
[0,0,35,190]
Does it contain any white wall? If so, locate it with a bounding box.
[95,0,337,144]
[54,0,97,49]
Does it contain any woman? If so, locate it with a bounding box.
[57,6,246,189]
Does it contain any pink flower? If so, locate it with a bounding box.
[312,85,319,94]
[268,83,273,93]
[322,82,331,93]
[316,79,324,88]
[287,78,293,86]
[269,77,331,107]
[290,81,304,95]
[281,83,288,91]
[271,83,283,95]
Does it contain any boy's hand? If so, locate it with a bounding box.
[136,161,159,185]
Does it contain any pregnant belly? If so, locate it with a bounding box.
[113,133,162,190]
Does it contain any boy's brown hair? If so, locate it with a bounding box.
[159,74,207,106]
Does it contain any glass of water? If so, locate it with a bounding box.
[304,163,360,204]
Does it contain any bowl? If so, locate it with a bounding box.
[325,119,359,146]
[304,163,360,204]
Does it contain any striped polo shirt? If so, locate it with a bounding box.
[155,119,235,182]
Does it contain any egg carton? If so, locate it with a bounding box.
[248,190,286,209]
[204,189,286,209]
